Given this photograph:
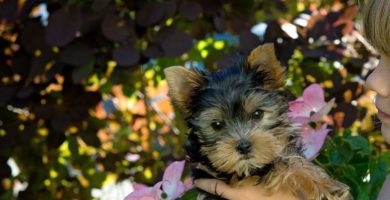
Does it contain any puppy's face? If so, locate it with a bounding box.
[190,73,294,177]
[165,44,297,177]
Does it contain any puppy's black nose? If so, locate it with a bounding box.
[236,140,252,154]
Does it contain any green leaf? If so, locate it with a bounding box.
[343,136,370,154]
[356,187,369,200]
[99,82,113,94]
[369,158,388,188]
[68,136,79,156]
[330,150,345,165]
[342,175,364,198]
[342,165,359,181]
[88,172,106,188]
[338,143,353,163]
[353,163,370,178]
[177,189,199,200]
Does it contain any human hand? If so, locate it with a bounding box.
[194,179,300,200]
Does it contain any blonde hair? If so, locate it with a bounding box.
[363,0,390,55]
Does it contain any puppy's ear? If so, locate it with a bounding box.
[247,43,286,89]
[164,66,205,114]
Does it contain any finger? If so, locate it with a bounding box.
[194,179,238,199]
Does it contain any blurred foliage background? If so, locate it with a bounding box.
[0,0,389,199]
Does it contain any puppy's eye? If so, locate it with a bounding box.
[252,110,263,120]
[211,121,224,130]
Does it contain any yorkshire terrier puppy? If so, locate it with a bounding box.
[164,44,351,200]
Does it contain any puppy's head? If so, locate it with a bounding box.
[165,44,298,177]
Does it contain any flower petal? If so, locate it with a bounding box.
[302,84,326,112]
[290,116,310,124]
[124,186,158,200]
[162,160,186,199]
[124,182,162,200]
[153,182,163,199]
[309,98,335,122]
[163,181,185,200]
[183,178,194,191]
[163,160,185,182]
[301,124,330,160]
[133,183,148,190]
[288,100,311,118]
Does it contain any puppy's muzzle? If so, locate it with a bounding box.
[236,139,252,154]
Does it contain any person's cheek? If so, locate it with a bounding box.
[381,123,390,144]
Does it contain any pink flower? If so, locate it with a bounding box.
[124,182,162,200]
[288,84,335,160]
[161,161,186,199]
[124,161,188,200]
[288,84,335,124]
[300,124,330,160]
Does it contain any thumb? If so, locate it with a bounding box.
[194,179,238,199]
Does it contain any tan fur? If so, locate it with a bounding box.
[247,43,286,89]
[203,131,283,177]
[243,91,294,144]
[164,66,205,115]
[222,154,351,200]
[249,131,284,167]
[243,91,275,114]
[197,108,224,126]
[165,44,351,200]
[258,155,350,200]
[243,92,287,129]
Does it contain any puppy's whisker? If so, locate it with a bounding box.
[243,129,252,137]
